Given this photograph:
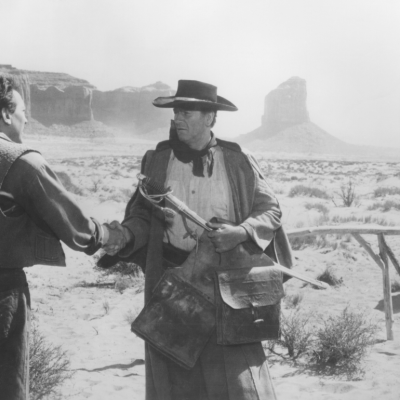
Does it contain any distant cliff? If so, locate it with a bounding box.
[92,82,173,132]
[0,65,173,135]
[236,77,360,155]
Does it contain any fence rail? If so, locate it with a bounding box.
[286,225,400,340]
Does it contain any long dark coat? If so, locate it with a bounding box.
[117,139,293,400]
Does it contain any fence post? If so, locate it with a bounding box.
[378,234,394,340]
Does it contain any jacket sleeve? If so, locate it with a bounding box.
[239,154,282,251]
[119,152,153,257]
[3,152,103,255]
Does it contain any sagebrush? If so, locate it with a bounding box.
[288,185,329,199]
[311,307,378,378]
[265,307,378,379]
[30,323,74,400]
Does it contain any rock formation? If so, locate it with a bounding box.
[236,77,369,155]
[238,77,311,144]
[0,65,174,134]
[30,84,93,126]
[92,82,174,132]
[262,76,310,135]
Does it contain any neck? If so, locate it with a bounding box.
[187,131,212,151]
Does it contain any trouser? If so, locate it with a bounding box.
[0,269,30,400]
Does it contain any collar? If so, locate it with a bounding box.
[0,132,12,142]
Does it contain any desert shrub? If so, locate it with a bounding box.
[91,177,103,193]
[93,252,144,292]
[284,292,304,309]
[30,323,74,400]
[311,307,378,379]
[96,260,142,276]
[55,171,84,195]
[315,266,343,288]
[288,185,329,199]
[330,214,395,226]
[304,202,329,214]
[376,173,389,183]
[337,179,358,207]
[267,309,315,361]
[373,187,400,197]
[289,233,339,251]
[381,200,400,212]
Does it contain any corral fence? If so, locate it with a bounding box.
[286,225,400,340]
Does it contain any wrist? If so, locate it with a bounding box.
[101,224,110,246]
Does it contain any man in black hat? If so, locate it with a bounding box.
[101,80,292,400]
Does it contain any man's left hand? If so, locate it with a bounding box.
[207,221,249,253]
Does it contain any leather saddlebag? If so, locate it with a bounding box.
[215,265,284,345]
[131,268,215,370]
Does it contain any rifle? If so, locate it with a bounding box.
[137,173,328,290]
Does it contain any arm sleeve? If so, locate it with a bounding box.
[239,155,282,251]
[3,152,103,255]
[118,153,152,257]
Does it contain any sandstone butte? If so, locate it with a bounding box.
[0,64,174,135]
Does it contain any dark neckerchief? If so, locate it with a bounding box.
[169,124,216,177]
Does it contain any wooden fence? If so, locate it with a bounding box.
[286,225,400,340]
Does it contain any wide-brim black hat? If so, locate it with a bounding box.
[152,80,238,111]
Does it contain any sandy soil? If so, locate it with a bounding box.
[23,135,400,400]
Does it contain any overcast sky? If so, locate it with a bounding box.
[3,0,400,147]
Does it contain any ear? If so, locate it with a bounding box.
[1,107,12,125]
[205,111,215,127]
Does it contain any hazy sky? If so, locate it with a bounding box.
[4,0,400,147]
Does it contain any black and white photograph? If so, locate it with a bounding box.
[1,1,399,399]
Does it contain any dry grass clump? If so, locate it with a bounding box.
[284,292,304,309]
[368,200,400,212]
[265,306,379,380]
[30,322,74,400]
[336,179,358,207]
[315,266,343,288]
[266,309,314,361]
[304,202,329,214]
[288,184,329,199]
[373,187,400,197]
[311,307,379,379]
[330,214,395,226]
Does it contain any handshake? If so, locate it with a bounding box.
[101,221,132,256]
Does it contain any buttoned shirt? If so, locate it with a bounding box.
[163,146,235,251]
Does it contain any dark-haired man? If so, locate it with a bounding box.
[101,80,293,400]
[0,75,105,400]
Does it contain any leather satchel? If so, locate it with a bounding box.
[131,268,215,370]
[215,265,284,345]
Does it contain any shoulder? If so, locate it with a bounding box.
[18,151,48,171]
[155,140,171,152]
[216,138,242,153]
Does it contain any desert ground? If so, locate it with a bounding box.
[23,133,400,400]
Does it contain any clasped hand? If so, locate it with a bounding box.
[206,221,249,253]
[102,221,132,256]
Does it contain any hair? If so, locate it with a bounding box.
[0,75,17,116]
